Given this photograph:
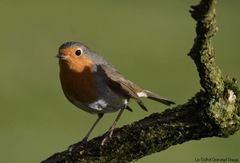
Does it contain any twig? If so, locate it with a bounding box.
[42,0,240,162]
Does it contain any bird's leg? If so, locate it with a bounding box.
[101,108,125,145]
[82,113,104,142]
[68,114,104,151]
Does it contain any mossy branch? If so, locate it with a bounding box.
[42,0,240,162]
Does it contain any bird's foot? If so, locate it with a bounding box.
[68,139,87,152]
[101,128,114,146]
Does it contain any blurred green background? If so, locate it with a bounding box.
[1,0,239,162]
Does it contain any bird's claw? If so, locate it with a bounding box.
[101,129,114,146]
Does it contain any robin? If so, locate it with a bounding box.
[56,41,175,145]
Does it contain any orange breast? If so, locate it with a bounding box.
[59,55,97,103]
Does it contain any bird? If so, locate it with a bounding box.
[56,41,175,145]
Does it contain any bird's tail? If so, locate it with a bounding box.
[140,90,175,106]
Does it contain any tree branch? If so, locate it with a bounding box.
[42,0,240,162]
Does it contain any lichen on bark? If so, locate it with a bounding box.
[42,0,240,162]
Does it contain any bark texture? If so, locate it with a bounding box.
[42,0,240,162]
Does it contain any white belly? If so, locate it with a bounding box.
[66,86,128,114]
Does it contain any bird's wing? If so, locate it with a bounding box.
[97,64,148,111]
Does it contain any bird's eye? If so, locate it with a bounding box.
[75,49,82,56]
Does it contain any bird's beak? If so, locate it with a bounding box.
[56,53,66,59]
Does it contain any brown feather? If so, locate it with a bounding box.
[97,64,149,111]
